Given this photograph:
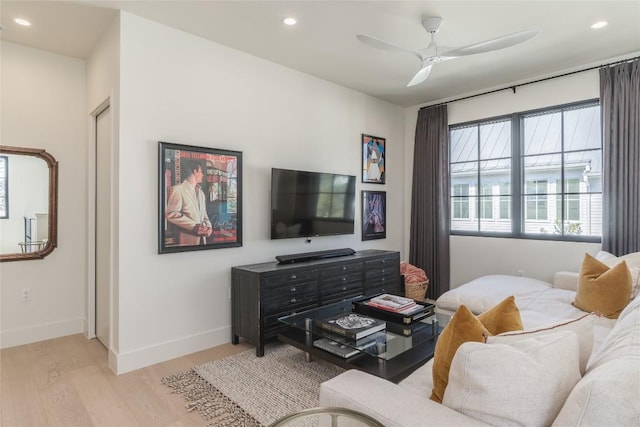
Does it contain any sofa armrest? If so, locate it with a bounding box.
[553,271,579,291]
[319,370,489,427]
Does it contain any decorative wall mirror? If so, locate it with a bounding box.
[0,146,58,262]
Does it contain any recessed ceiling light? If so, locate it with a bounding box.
[14,18,31,27]
[283,17,297,26]
[590,21,608,29]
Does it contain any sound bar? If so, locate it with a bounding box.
[276,248,356,264]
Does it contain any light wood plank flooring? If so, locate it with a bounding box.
[1,334,253,427]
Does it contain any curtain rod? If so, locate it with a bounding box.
[420,55,640,110]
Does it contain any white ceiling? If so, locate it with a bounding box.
[1,1,639,107]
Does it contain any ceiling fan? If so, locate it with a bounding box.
[357,17,540,87]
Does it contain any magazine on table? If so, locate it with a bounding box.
[316,312,386,340]
[367,294,416,312]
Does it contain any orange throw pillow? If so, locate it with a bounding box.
[574,253,632,319]
[430,296,523,403]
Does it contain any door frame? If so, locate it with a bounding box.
[87,97,112,343]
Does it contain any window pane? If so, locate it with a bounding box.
[523,111,561,155]
[480,120,510,159]
[523,154,561,194]
[452,195,475,231]
[564,151,602,193]
[451,127,478,162]
[564,105,601,151]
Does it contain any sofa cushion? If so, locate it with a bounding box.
[586,292,640,372]
[430,296,522,403]
[436,275,551,315]
[444,330,581,427]
[574,253,631,319]
[486,312,595,374]
[553,295,640,426]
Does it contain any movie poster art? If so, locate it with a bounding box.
[362,190,386,241]
[362,134,385,184]
[158,141,242,253]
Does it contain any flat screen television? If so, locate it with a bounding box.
[271,168,356,239]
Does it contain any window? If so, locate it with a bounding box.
[525,180,548,220]
[499,183,510,219]
[452,184,469,219]
[480,184,493,219]
[450,100,601,241]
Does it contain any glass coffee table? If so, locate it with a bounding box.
[277,296,443,383]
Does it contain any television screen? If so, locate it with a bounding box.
[271,168,356,239]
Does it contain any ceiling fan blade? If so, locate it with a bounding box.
[441,29,540,58]
[406,63,433,87]
[356,34,422,61]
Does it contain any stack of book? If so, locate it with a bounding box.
[353,294,435,325]
[365,294,419,314]
[314,312,386,358]
[316,312,386,340]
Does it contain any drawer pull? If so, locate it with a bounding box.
[342,266,347,271]
[341,277,347,282]
[341,286,347,291]
[290,274,297,280]
[290,287,297,292]
[290,298,297,303]
[381,277,386,282]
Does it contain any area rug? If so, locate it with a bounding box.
[162,343,345,426]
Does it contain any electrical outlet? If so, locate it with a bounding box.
[21,288,32,302]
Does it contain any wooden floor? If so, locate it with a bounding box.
[1,334,253,427]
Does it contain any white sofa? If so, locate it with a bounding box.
[319,262,640,426]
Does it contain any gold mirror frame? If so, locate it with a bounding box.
[0,146,58,262]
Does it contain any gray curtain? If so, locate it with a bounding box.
[600,58,640,255]
[410,105,450,299]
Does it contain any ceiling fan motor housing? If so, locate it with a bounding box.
[422,17,444,34]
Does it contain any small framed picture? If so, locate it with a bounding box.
[158,141,242,254]
[362,190,386,241]
[362,134,385,184]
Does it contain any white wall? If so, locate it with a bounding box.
[86,15,120,369]
[403,70,602,288]
[0,42,87,348]
[113,13,405,373]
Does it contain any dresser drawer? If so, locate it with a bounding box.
[321,262,363,278]
[263,270,318,288]
[262,282,318,315]
[364,265,399,279]
[364,254,399,270]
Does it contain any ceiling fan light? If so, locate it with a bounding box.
[590,21,607,29]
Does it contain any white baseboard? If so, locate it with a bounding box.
[0,317,85,349]
[111,325,232,375]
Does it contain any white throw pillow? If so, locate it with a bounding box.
[486,312,595,374]
[443,331,581,427]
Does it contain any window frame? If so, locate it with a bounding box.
[449,99,601,243]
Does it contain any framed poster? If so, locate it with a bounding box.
[362,134,385,184]
[158,141,242,253]
[362,190,386,241]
